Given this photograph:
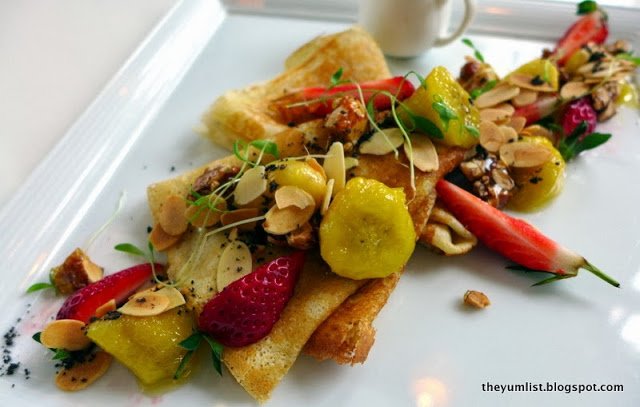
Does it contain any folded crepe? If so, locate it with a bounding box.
[148,27,467,402]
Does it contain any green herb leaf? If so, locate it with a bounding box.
[577,0,598,15]
[366,97,376,121]
[114,243,147,258]
[249,140,280,159]
[506,264,552,274]
[405,70,426,89]
[173,350,195,380]
[26,282,55,294]
[558,121,611,161]
[432,101,458,132]
[233,140,249,162]
[52,349,71,361]
[203,335,224,376]
[462,38,485,63]
[470,80,496,99]
[616,52,640,65]
[413,115,444,139]
[465,124,480,138]
[532,274,574,286]
[179,332,203,351]
[32,332,42,344]
[330,67,343,86]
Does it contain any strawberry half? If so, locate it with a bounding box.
[553,8,608,66]
[513,93,559,125]
[198,251,305,347]
[56,263,159,323]
[436,179,619,287]
[272,76,415,124]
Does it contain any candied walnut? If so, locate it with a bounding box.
[459,152,515,208]
[286,222,316,250]
[51,248,103,295]
[191,165,239,197]
[324,96,368,144]
[463,290,491,309]
[457,56,499,94]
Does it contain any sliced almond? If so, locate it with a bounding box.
[475,84,520,109]
[55,351,112,392]
[344,157,359,170]
[220,208,261,231]
[119,291,170,317]
[405,136,439,172]
[159,195,188,236]
[493,103,515,115]
[499,141,552,168]
[507,73,555,92]
[234,165,267,206]
[323,142,345,196]
[185,195,227,228]
[305,157,327,180]
[512,89,538,107]
[321,179,335,215]
[506,116,527,133]
[499,126,518,144]
[217,240,253,292]
[153,286,185,311]
[94,299,116,319]
[560,81,591,100]
[479,121,509,153]
[359,128,405,155]
[263,204,315,235]
[480,108,512,123]
[149,223,180,252]
[275,185,315,210]
[521,124,554,142]
[40,319,91,351]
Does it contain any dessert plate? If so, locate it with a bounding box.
[0,1,638,405]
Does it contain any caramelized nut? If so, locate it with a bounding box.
[159,195,188,236]
[463,290,491,309]
[51,248,103,295]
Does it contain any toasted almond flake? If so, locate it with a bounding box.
[344,157,359,170]
[507,116,527,133]
[405,136,439,172]
[480,108,512,123]
[94,299,116,319]
[475,84,520,109]
[159,195,188,236]
[323,142,346,196]
[520,124,554,142]
[149,223,180,251]
[512,89,538,107]
[560,81,591,100]
[119,292,170,317]
[321,179,335,215]
[220,208,261,231]
[493,103,515,115]
[305,157,327,180]
[479,121,508,153]
[499,125,518,143]
[576,62,597,75]
[507,73,555,92]
[359,128,405,155]
[55,351,112,391]
[217,240,253,292]
[234,165,267,206]
[153,286,186,310]
[41,319,91,351]
[499,141,552,168]
[275,185,315,210]
[185,195,227,228]
[263,204,315,235]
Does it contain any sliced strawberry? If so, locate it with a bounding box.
[198,252,305,347]
[553,9,608,66]
[436,179,619,287]
[56,263,159,323]
[272,76,415,124]
[513,93,560,125]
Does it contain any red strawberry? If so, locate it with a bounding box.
[198,251,305,347]
[553,9,608,66]
[436,179,619,287]
[273,76,415,124]
[513,94,559,125]
[561,97,597,137]
[56,263,159,323]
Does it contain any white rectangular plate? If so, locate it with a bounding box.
[1,1,639,406]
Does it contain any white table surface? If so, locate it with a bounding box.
[0,0,638,209]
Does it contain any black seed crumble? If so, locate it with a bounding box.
[102,311,122,321]
[147,225,153,233]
